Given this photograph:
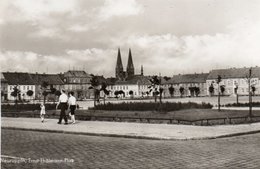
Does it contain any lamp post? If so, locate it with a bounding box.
[217,75,222,112]
[248,68,252,121]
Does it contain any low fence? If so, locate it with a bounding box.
[2,111,260,126]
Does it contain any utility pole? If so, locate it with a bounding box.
[217,75,222,112]
[248,68,252,121]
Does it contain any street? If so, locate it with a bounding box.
[2,129,260,169]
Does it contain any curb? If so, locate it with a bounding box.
[2,127,169,141]
[3,126,260,141]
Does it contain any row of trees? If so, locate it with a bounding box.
[208,83,256,96]
[10,82,62,104]
[148,76,202,104]
[214,68,256,122]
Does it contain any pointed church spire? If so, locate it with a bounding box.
[127,48,134,68]
[127,48,134,78]
[115,48,124,79]
[116,48,123,69]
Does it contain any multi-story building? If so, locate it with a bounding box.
[1,73,8,101]
[60,70,92,99]
[207,67,260,96]
[3,72,36,101]
[164,73,209,97]
[108,75,152,98]
[30,73,64,100]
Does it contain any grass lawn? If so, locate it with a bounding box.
[76,109,260,121]
[3,108,260,125]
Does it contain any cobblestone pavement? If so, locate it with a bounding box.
[2,129,260,169]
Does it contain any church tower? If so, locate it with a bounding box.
[115,48,124,79]
[126,48,135,78]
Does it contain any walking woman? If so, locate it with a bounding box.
[68,92,77,124]
[56,89,68,125]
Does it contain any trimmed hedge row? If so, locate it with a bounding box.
[225,102,260,107]
[89,102,213,112]
[2,103,57,111]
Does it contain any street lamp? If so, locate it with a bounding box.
[217,75,222,112]
[247,68,252,121]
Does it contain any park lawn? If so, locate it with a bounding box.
[3,108,260,122]
[171,109,260,121]
[76,109,260,121]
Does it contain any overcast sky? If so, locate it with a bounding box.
[1,0,260,77]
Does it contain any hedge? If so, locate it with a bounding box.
[2,103,57,111]
[225,102,260,107]
[89,102,213,112]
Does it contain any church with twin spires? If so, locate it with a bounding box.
[115,48,143,81]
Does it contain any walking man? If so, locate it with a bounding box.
[56,89,68,125]
[68,92,77,124]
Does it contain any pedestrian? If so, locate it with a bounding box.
[56,89,68,125]
[40,103,45,123]
[68,92,77,124]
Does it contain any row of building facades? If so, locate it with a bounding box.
[1,49,259,101]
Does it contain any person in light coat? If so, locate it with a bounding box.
[68,92,77,124]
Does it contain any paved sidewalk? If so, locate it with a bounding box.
[2,117,260,140]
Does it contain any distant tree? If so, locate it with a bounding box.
[50,87,57,94]
[41,81,49,104]
[88,74,100,107]
[149,76,163,103]
[100,82,110,104]
[129,90,134,98]
[234,85,238,94]
[114,90,120,98]
[145,91,150,97]
[95,90,100,103]
[159,88,164,101]
[11,85,20,104]
[234,84,239,104]
[152,89,160,102]
[26,90,34,100]
[168,86,175,97]
[188,87,195,97]
[118,90,125,98]
[55,90,61,97]
[179,87,184,98]
[220,85,225,95]
[194,87,200,97]
[251,85,256,96]
[209,83,214,96]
